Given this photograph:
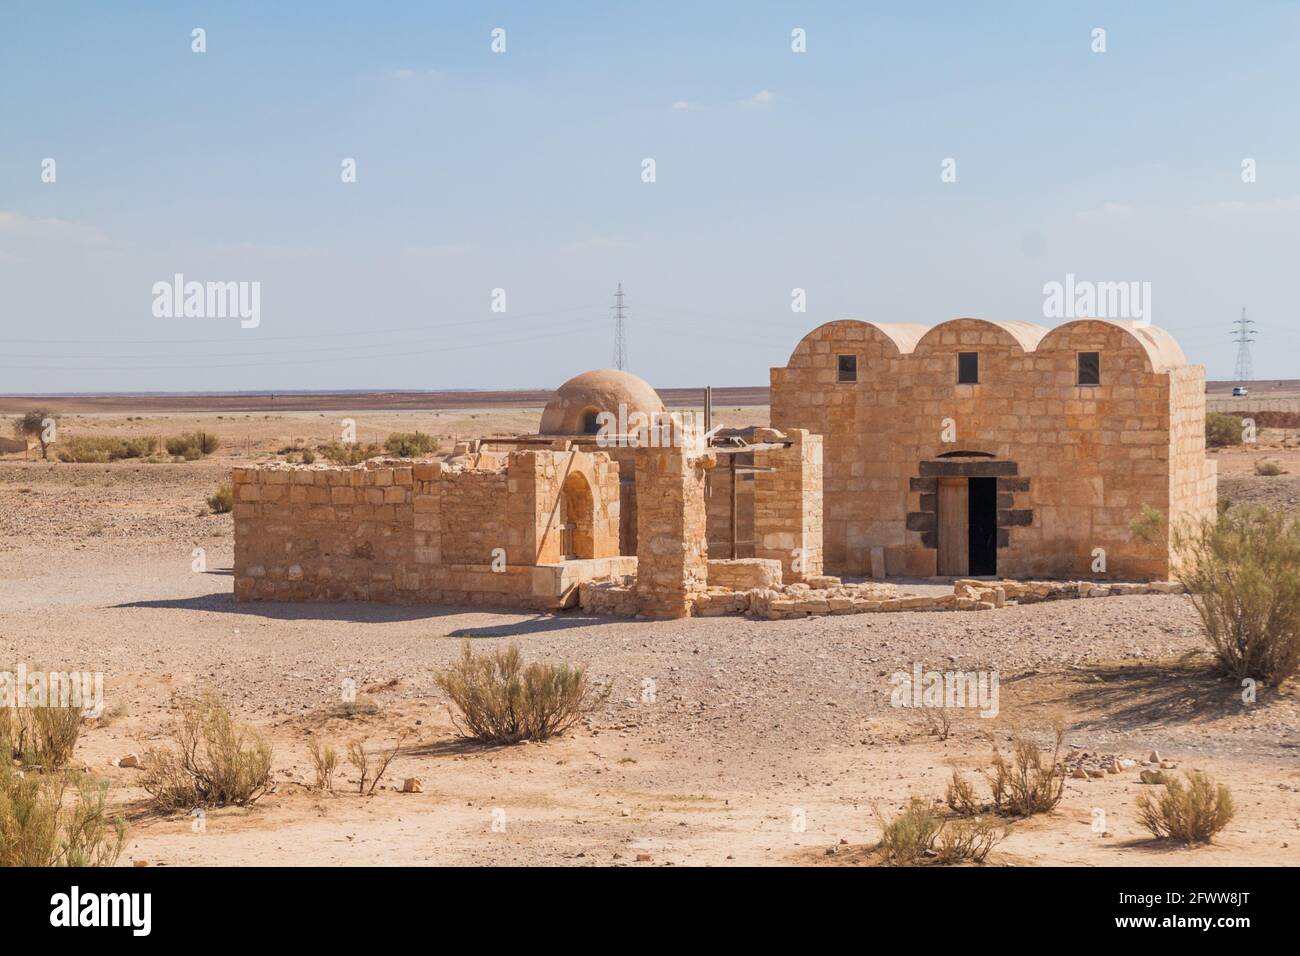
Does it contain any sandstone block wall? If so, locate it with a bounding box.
[634,445,711,618]
[234,449,621,608]
[771,318,1215,580]
[707,558,782,590]
[752,430,824,582]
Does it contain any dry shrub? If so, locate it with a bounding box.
[872,797,1006,866]
[945,769,982,816]
[922,707,952,740]
[142,691,272,809]
[1,705,83,770]
[986,720,1065,817]
[308,738,338,792]
[435,642,610,744]
[1173,507,1300,684]
[1137,771,1235,844]
[383,431,439,457]
[935,816,1008,864]
[1254,458,1284,476]
[346,732,407,794]
[165,431,219,458]
[1205,412,1245,448]
[0,762,126,867]
[207,480,233,514]
[873,797,943,866]
[56,435,158,463]
[318,441,382,465]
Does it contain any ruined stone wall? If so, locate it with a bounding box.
[772,318,1213,580]
[634,446,710,618]
[752,430,824,581]
[233,464,418,602]
[234,448,621,608]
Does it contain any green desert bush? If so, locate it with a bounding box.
[207,480,234,514]
[1173,507,1300,684]
[1136,771,1235,844]
[383,431,440,458]
[0,763,126,867]
[872,797,1004,866]
[317,440,382,465]
[986,720,1066,817]
[141,691,272,810]
[56,435,158,463]
[873,797,943,865]
[1,704,84,770]
[165,431,220,458]
[1205,412,1245,448]
[435,642,610,744]
[1254,458,1284,476]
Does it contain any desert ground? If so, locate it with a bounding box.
[1,401,1298,867]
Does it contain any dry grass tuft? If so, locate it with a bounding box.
[141,691,272,810]
[435,642,610,744]
[986,719,1066,817]
[0,762,126,867]
[346,732,408,795]
[308,737,338,792]
[945,769,983,816]
[207,480,233,514]
[872,796,1007,866]
[1,705,83,770]
[1137,771,1235,844]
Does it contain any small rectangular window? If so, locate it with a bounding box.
[837,354,857,383]
[957,351,979,385]
[1078,351,1100,386]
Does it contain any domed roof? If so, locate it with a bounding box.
[538,368,665,436]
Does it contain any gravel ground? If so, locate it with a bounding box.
[1,450,1297,866]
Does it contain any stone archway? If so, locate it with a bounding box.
[559,471,595,559]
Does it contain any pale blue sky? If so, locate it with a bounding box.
[1,1,1296,392]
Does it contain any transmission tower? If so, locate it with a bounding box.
[611,283,628,370]
[1231,308,1256,381]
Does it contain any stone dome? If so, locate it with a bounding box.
[538,368,666,436]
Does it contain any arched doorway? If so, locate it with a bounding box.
[559,471,595,559]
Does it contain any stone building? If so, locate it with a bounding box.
[770,317,1216,581]
[232,316,1213,620]
[232,368,824,618]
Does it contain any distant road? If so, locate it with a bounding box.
[0,385,772,414]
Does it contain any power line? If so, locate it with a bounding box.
[1231,307,1256,381]
[611,282,628,370]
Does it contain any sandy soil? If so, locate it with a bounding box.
[0,408,1297,867]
